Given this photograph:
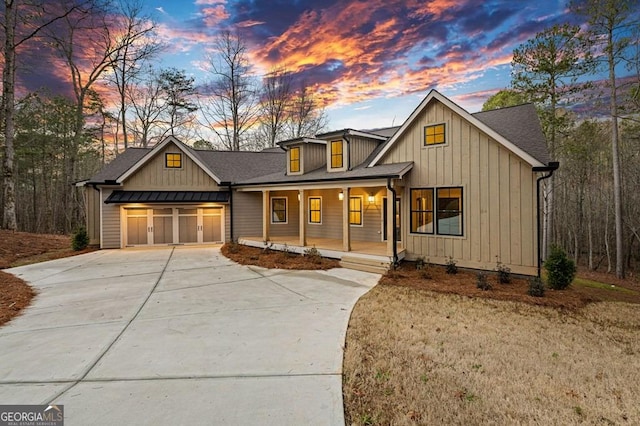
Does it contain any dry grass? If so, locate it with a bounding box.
[344,284,640,425]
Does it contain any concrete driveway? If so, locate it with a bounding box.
[0,246,379,425]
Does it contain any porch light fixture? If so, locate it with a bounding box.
[297,193,301,201]
[368,194,375,204]
[338,191,344,201]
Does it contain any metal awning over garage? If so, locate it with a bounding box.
[104,191,230,204]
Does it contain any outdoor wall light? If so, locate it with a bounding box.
[338,191,344,201]
[368,194,375,204]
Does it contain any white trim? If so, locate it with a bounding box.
[270,196,288,224]
[422,121,448,148]
[99,188,104,249]
[117,136,223,184]
[235,179,391,192]
[367,89,545,168]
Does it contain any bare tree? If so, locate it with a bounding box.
[201,30,257,151]
[285,80,328,139]
[258,66,292,147]
[1,0,86,230]
[127,66,165,147]
[573,0,638,278]
[107,0,162,149]
[157,67,197,140]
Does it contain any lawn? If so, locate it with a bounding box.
[343,265,640,425]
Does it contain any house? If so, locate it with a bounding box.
[82,90,556,275]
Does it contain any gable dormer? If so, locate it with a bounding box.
[278,137,326,175]
[316,129,387,172]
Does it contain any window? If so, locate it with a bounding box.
[309,197,321,224]
[330,140,343,168]
[424,123,446,146]
[411,187,463,236]
[165,153,182,168]
[436,187,463,236]
[271,197,287,223]
[289,147,300,173]
[410,189,434,234]
[349,196,362,226]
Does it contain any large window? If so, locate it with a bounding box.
[330,140,343,168]
[410,189,434,234]
[289,147,300,173]
[271,197,287,223]
[436,187,463,236]
[165,153,182,168]
[309,197,322,224]
[424,123,446,146]
[410,187,463,236]
[349,196,362,226]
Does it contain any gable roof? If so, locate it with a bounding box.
[87,136,285,185]
[368,90,549,168]
[472,104,550,165]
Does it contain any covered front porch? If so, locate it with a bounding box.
[235,182,405,271]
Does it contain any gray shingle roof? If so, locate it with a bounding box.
[87,146,285,185]
[472,104,550,164]
[237,161,414,186]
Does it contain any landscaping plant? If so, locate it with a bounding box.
[544,245,576,290]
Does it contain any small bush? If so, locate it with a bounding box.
[445,257,458,275]
[528,276,545,297]
[71,227,89,251]
[415,257,426,270]
[496,260,511,284]
[544,245,577,290]
[282,243,295,258]
[476,272,491,291]
[303,246,322,264]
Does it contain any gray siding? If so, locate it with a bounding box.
[85,187,101,245]
[303,143,326,172]
[233,191,263,239]
[268,191,299,237]
[101,188,121,248]
[349,136,380,167]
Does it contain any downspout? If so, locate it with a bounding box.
[387,177,399,267]
[533,161,560,277]
[228,184,234,242]
[343,131,352,171]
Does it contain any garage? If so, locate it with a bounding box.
[103,190,229,247]
[124,206,223,246]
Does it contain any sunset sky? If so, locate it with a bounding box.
[20,0,639,132]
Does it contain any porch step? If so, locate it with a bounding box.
[340,255,391,274]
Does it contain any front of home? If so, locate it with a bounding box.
[82,90,554,276]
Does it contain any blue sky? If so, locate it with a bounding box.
[18,0,638,133]
[142,0,587,130]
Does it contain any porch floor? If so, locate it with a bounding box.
[238,236,405,262]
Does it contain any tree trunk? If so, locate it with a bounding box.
[2,0,18,230]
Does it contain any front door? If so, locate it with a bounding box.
[382,197,402,242]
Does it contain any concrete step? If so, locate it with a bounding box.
[340,255,390,274]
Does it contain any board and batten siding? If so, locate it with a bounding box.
[381,99,538,275]
[101,188,121,249]
[123,143,220,190]
[85,187,101,245]
[349,136,380,167]
[302,143,326,173]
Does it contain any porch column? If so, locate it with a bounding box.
[299,189,306,247]
[262,190,270,242]
[386,186,394,256]
[342,187,351,252]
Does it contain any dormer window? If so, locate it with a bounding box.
[289,147,300,173]
[330,140,343,168]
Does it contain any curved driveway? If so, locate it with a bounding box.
[0,246,379,425]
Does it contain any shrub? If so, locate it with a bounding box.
[544,245,577,290]
[282,243,295,258]
[303,246,322,264]
[415,257,426,270]
[496,260,511,284]
[528,276,545,297]
[71,227,89,251]
[445,256,458,274]
[476,272,491,291]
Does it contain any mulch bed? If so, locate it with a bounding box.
[221,242,341,270]
[380,262,640,310]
